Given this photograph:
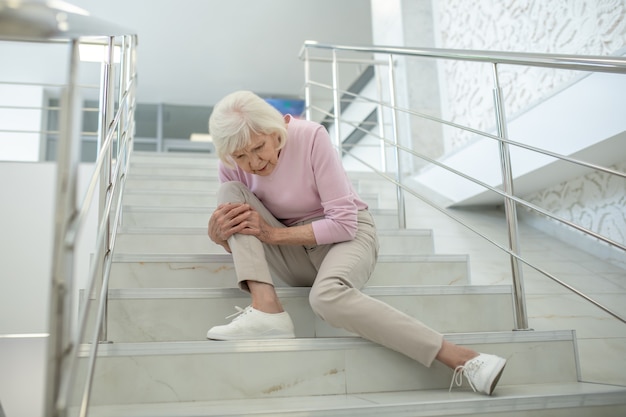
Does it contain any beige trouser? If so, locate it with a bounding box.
[219,181,444,366]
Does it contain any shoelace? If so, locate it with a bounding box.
[449,361,479,393]
[225,306,251,321]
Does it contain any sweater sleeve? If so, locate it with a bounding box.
[308,127,360,244]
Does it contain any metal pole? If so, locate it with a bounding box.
[304,47,312,121]
[375,64,387,172]
[97,36,116,342]
[120,35,132,164]
[492,63,530,331]
[331,49,342,156]
[127,35,137,158]
[44,38,83,417]
[387,54,406,229]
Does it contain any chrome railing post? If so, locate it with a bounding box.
[44,38,83,417]
[492,63,530,331]
[304,47,312,120]
[97,36,116,342]
[387,54,406,229]
[375,64,387,172]
[121,35,133,163]
[331,49,342,155]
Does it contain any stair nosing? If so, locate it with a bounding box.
[79,382,626,417]
[122,205,215,214]
[121,205,399,215]
[116,226,434,236]
[80,330,576,357]
[123,189,215,196]
[111,252,468,263]
[127,174,220,181]
[106,285,513,299]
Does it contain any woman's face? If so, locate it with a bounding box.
[231,131,281,176]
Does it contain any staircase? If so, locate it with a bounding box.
[78,151,626,416]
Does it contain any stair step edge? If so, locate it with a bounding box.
[107,285,512,299]
[115,226,433,235]
[127,175,220,181]
[111,253,468,263]
[81,330,576,357]
[74,382,626,417]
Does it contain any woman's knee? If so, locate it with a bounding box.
[309,280,349,321]
[217,181,248,204]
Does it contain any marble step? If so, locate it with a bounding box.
[129,164,217,177]
[125,175,221,191]
[114,228,435,255]
[128,159,218,179]
[101,285,513,342]
[124,175,393,195]
[128,155,219,178]
[77,382,626,417]
[109,253,470,288]
[131,151,219,165]
[122,189,217,207]
[126,176,396,198]
[351,179,398,201]
[346,171,392,182]
[79,331,582,406]
[121,189,382,210]
[120,206,404,230]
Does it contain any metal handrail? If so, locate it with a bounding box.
[339,150,626,326]
[329,88,626,254]
[299,40,626,73]
[339,115,626,256]
[325,83,626,183]
[1,2,137,417]
[301,40,626,329]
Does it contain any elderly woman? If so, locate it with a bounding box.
[206,90,506,395]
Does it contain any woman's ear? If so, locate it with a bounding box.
[283,114,291,124]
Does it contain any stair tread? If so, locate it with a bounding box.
[116,226,432,234]
[122,205,397,213]
[82,331,576,357]
[127,174,220,181]
[79,382,626,417]
[111,252,468,262]
[107,285,512,298]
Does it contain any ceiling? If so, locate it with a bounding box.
[56,0,374,107]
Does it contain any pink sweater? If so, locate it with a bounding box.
[218,117,368,244]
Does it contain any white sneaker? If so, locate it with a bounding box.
[206,306,295,340]
[449,353,507,395]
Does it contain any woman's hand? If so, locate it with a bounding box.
[236,208,275,244]
[209,202,316,248]
[208,203,254,252]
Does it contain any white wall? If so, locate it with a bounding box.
[411,70,626,205]
[0,336,47,417]
[0,162,97,334]
[433,0,626,152]
[1,162,56,333]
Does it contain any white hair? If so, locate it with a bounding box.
[208,90,288,166]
